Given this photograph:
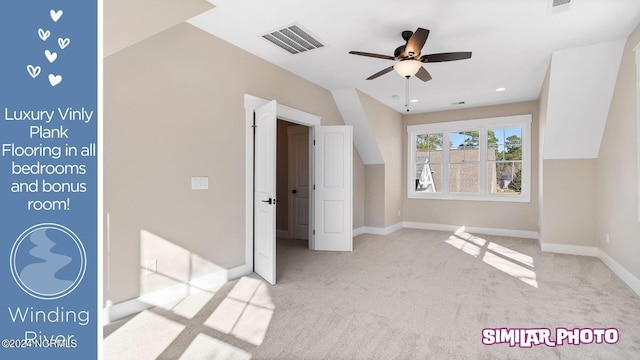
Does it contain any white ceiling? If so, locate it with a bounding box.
[188,0,640,114]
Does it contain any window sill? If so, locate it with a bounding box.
[408,192,531,203]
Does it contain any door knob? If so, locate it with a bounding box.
[261,198,276,205]
[291,189,297,194]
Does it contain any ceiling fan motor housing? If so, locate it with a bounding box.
[401,30,414,41]
[394,45,406,58]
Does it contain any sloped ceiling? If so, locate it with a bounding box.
[331,89,384,165]
[104,0,213,57]
[544,39,626,159]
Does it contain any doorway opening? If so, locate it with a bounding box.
[244,94,353,285]
[276,120,311,246]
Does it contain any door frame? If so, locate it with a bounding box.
[244,95,320,272]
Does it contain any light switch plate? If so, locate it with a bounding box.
[191,176,209,190]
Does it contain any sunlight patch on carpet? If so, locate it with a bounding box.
[172,289,215,319]
[482,251,538,288]
[179,333,252,360]
[445,229,538,288]
[104,310,185,360]
[445,236,481,257]
[205,276,275,346]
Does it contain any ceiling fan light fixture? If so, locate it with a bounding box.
[394,60,422,78]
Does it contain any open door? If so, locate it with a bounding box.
[254,100,277,284]
[313,126,353,251]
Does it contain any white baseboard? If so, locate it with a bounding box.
[598,250,640,296]
[226,264,252,281]
[539,242,598,257]
[276,229,289,238]
[353,227,365,237]
[537,233,599,256]
[537,233,543,249]
[103,264,252,324]
[364,222,403,236]
[403,221,538,239]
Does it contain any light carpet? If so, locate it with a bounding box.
[104,229,640,359]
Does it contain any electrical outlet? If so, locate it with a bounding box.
[144,259,157,275]
[397,210,401,217]
[605,234,610,244]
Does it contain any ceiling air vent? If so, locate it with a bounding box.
[262,24,324,54]
[552,0,570,7]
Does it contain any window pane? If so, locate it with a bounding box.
[450,132,465,149]
[463,144,479,161]
[449,163,479,193]
[505,128,522,142]
[415,163,442,193]
[488,129,502,146]
[416,133,443,151]
[451,131,479,162]
[488,162,522,194]
[451,131,479,148]
[489,127,522,162]
[464,131,480,147]
[488,143,498,161]
[505,144,522,161]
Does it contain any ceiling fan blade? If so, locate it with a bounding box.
[421,52,472,63]
[415,66,432,82]
[403,28,429,58]
[366,66,394,80]
[349,51,395,60]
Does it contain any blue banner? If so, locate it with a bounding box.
[0,1,97,359]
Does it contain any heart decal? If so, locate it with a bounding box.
[50,9,63,22]
[45,50,57,63]
[38,28,50,41]
[27,65,41,79]
[58,37,70,50]
[48,74,62,87]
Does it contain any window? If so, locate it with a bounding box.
[408,115,531,202]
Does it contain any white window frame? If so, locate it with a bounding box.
[407,114,532,202]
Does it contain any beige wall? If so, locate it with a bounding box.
[358,91,403,227]
[596,22,640,278]
[364,165,386,228]
[402,101,539,231]
[542,159,597,246]
[353,151,365,230]
[104,23,361,305]
[104,0,213,57]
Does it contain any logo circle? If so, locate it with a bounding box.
[10,223,86,300]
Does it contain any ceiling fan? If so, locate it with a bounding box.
[349,27,472,82]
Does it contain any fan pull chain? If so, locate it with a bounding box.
[405,76,410,112]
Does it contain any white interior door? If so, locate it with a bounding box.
[313,126,353,251]
[254,100,277,284]
[288,126,309,240]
